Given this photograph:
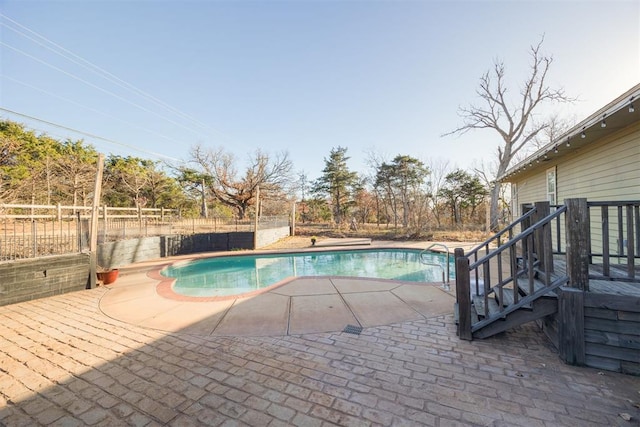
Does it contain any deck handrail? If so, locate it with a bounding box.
[586,201,640,281]
[470,206,567,270]
[465,208,538,259]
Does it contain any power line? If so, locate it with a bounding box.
[1,41,211,139]
[3,74,196,148]
[0,107,184,163]
[0,13,225,138]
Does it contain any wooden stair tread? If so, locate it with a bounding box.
[533,268,562,283]
[472,293,500,318]
[494,287,518,307]
[516,277,558,298]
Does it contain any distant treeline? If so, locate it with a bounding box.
[1,120,497,228]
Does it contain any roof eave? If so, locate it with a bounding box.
[499,83,640,182]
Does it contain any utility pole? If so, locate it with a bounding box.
[253,186,260,249]
[200,176,208,218]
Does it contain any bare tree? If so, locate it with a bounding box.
[426,158,451,228]
[104,156,152,208]
[534,115,573,148]
[444,36,575,230]
[55,139,98,208]
[190,145,293,219]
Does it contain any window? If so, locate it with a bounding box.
[546,167,556,205]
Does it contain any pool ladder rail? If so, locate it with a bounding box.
[419,243,451,291]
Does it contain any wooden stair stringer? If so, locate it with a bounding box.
[472,297,558,339]
[469,276,568,337]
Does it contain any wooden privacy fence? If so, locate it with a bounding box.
[0,204,289,261]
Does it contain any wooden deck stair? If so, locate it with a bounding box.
[467,276,561,339]
[455,201,570,340]
[456,198,640,373]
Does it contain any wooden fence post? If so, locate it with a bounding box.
[455,248,472,340]
[253,186,260,249]
[88,154,104,289]
[291,202,296,236]
[565,198,589,291]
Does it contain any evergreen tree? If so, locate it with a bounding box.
[312,147,359,225]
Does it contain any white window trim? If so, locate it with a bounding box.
[546,166,557,205]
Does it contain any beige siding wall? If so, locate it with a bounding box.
[512,122,640,207]
[557,122,640,201]
[559,124,640,262]
[512,172,547,216]
[511,122,640,259]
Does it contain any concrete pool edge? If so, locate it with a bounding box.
[99,277,455,336]
[100,274,457,337]
[154,245,456,301]
[98,241,476,336]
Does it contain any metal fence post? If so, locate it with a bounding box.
[32,220,37,257]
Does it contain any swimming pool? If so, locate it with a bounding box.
[161,249,454,298]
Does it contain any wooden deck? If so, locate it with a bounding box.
[590,279,640,297]
[552,258,640,297]
[529,258,640,375]
[456,199,639,375]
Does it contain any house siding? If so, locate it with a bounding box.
[510,123,640,258]
[557,122,640,201]
[512,173,547,216]
[512,121,640,206]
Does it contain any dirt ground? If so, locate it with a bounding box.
[261,235,320,250]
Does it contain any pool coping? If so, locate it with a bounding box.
[152,246,453,302]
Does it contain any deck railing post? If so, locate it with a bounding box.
[520,203,534,268]
[559,199,587,366]
[455,248,472,340]
[533,201,553,276]
[565,198,589,291]
[602,206,610,277]
[626,204,635,279]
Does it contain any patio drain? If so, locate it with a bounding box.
[343,324,363,335]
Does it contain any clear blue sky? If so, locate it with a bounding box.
[1,0,638,185]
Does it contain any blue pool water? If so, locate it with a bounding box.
[162,249,454,297]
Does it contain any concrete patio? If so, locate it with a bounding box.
[100,269,456,337]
